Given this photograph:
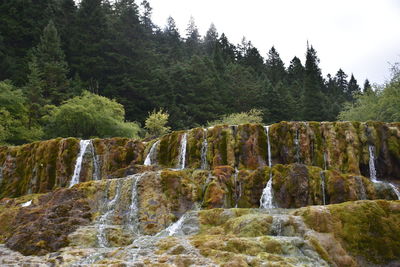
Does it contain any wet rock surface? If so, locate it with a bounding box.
[0,122,399,266]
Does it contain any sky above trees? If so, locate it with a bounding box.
[150,0,400,84]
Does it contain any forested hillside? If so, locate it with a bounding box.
[0,0,371,144]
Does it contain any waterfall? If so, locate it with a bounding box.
[89,141,101,181]
[129,174,143,235]
[97,179,123,248]
[233,168,241,208]
[388,183,400,200]
[161,213,188,237]
[144,140,160,166]
[177,133,187,169]
[320,172,326,205]
[294,128,300,163]
[368,145,399,200]
[323,152,328,170]
[200,129,208,170]
[260,126,274,209]
[368,145,378,182]
[265,126,272,167]
[69,140,92,188]
[355,176,367,200]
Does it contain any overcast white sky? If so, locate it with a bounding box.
[149,0,400,85]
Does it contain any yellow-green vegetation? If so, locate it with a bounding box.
[144,109,171,137]
[296,200,400,264]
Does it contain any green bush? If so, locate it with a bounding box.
[0,81,43,145]
[207,109,264,126]
[144,109,171,137]
[338,67,400,122]
[44,91,141,139]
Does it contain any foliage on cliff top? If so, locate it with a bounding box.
[44,91,141,139]
[207,109,264,127]
[338,65,400,122]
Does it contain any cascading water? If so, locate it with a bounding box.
[260,126,274,209]
[355,176,367,200]
[97,179,123,248]
[368,145,400,200]
[161,213,188,237]
[323,151,328,170]
[129,174,143,235]
[177,133,187,170]
[144,140,160,166]
[294,128,300,163]
[233,168,241,208]
[320,172,326,205]
[69,140,92,188]
[89,141,101,181]
[368,145,378,182]
[200,129,208,170]
[388,183,400,200]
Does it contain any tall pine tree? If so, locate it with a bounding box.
[33,20,69,105]
[302,45,326,120]
[265,46,286,85]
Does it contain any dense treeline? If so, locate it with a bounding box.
[0,0,373,144]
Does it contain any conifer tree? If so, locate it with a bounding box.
[204,23,218,56]
[24,56,45,129]
[185,16,200,54]
[265,46,286,85]
[348,74,361,102]
[302,45,326,120]
[33,20,69,105]
[335,69,349,100]
[363,79,373,94]
[70,0,108,91]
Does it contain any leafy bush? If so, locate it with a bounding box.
[207,109,264,126]
[44,91,141,139]
[0,81,43,144]
[338,65,400,122]
[145,109,171,137]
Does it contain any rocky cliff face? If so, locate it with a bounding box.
[0,121,399,266]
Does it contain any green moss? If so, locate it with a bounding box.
[299,200,400,264]
[158,131,183,167]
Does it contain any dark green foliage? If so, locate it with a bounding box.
[32,20,70,105]
[0,81,42,145]
[44,91,141,139]
[265,46,286,85]
[0,0,368,145]
[302,46,327,120]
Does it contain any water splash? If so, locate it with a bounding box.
[200,129,208,170]
[97,179,123,248]
[144,140,160,166]
[69,140,92,188]
[320,172,326,205]
[388,183,400,200]
[177,133,187,169]
[260,126,274,209]
[160,213,188,237]
[368,145,378,182]
[20,200,32,207]
[355,176,367,200]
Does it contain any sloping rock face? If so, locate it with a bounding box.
[0,121,399,199]
[0,122,399,266]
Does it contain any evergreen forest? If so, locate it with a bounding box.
[0,0,397,145]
